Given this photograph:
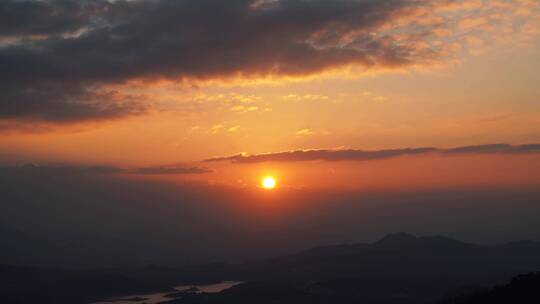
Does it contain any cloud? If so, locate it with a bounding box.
[282,94,329,102]
[205,143,540,163]
[131,166,213,175]
[295,128,315,136]
[0,163,124,175]
[211,124,223,134]
[0,0,435,84]
[0,163,212,175]
[0,0,110,37]
[1,0,538,126]
[0,84,149,124]
[442,143,540,154]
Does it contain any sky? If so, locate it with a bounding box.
[1,0,540,266]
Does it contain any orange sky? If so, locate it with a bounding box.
[1,0,540,191]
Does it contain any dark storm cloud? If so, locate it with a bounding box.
[1,0,433,83]
[205,144,540,163]
[0,83,148,123]
[0,0,110,36]
[0,0,439,125]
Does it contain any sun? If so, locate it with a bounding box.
[261,176,276,189]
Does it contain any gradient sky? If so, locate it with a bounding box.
[2,1,539,189]
[1,1,540,266]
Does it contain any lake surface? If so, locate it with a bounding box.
[92,281,241,304]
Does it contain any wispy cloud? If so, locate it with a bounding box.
[205,143,540,163]
[130,166,213,175]
[0,163,212,175]
[282,94,329,102]
[295,129,315,136]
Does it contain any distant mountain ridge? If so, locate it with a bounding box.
[375,232,474,247]
[166,233,540,304]
[236,232,540,281]
[2,233,540,303]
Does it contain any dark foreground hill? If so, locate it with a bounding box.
[0,264,176,304]
[436,272,540,304]
[1,233,540,303]
[159,272,540,304]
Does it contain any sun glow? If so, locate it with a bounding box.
[262,176,276,189]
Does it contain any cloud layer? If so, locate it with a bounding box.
[1,163,212,175]
[132,166,213,175]
[2,0,538,126]
[205,143,540,163]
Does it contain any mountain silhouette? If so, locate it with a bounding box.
[199,233,540,303]
[375,233,474,249]
[375,232,419,244]
[2,233,540,303]
[437,272,540,304]
[230,233,540,282]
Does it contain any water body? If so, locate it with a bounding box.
[92,281,241,304]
